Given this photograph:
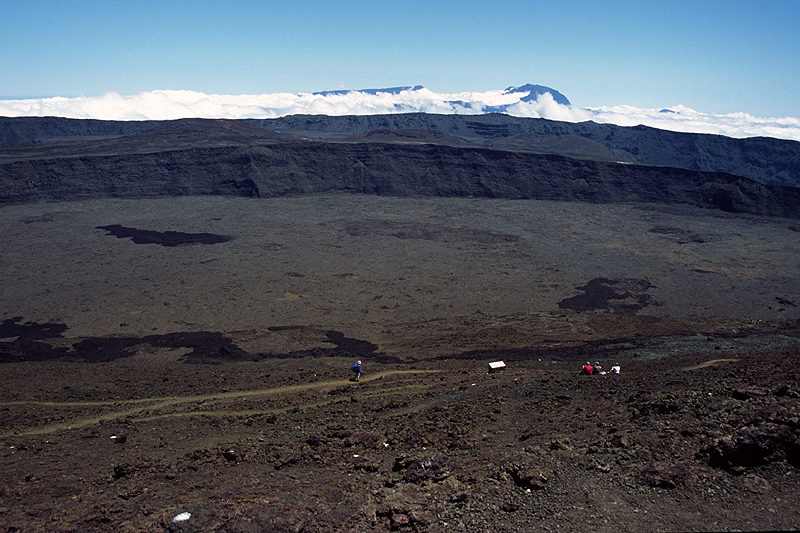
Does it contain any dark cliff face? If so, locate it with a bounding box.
[249,114,800,188]
[3,114,800,188]
[3,139,799,218]
[0,116,165,147]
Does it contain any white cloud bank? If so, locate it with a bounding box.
[2,87,799,142]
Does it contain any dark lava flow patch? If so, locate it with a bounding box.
[96,224,233,246]
[262,326,397,361]
[558,278,660,313]
[322,330,379,355]
[0,317,68,340]
[0,331,248,364]
[0,325,390,365]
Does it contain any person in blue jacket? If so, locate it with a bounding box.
[352,360,363,382]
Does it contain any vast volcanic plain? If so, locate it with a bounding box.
[1,194,800,532]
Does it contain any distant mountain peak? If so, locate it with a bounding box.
[503,84,571,106]
[312,84,571,108]
[309,84,572,115]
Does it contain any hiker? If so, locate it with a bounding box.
[609,363,621,374]
[352,360,363,382]
[594,361,604,374]
[580,362,594,375]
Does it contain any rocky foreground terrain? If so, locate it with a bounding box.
[1,195,799,532]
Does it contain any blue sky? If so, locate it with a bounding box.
[1,0,799,134]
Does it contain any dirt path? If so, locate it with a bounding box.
[681,357,740,370]
[0,369,438,437]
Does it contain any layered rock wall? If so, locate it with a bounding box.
[3,142,799,218]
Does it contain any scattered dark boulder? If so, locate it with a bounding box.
[733,386,770,400]
[506,463,549,490]
[640,461,704,488]
[390,512,410,528]
[502,501,521,512]
[549,437,572,450]
[707,425,800,471]
[372,483,441,530]
[775,385,790,397]
[343,432,380,448]
[742,473,772,494]
[349,455,380,472]
[304,435,327,448]
[112,455,155,479]
[652,400,681,414]
[402,456,455,484]
[610,434,633,448]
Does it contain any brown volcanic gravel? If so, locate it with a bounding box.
[1,195,799,532]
